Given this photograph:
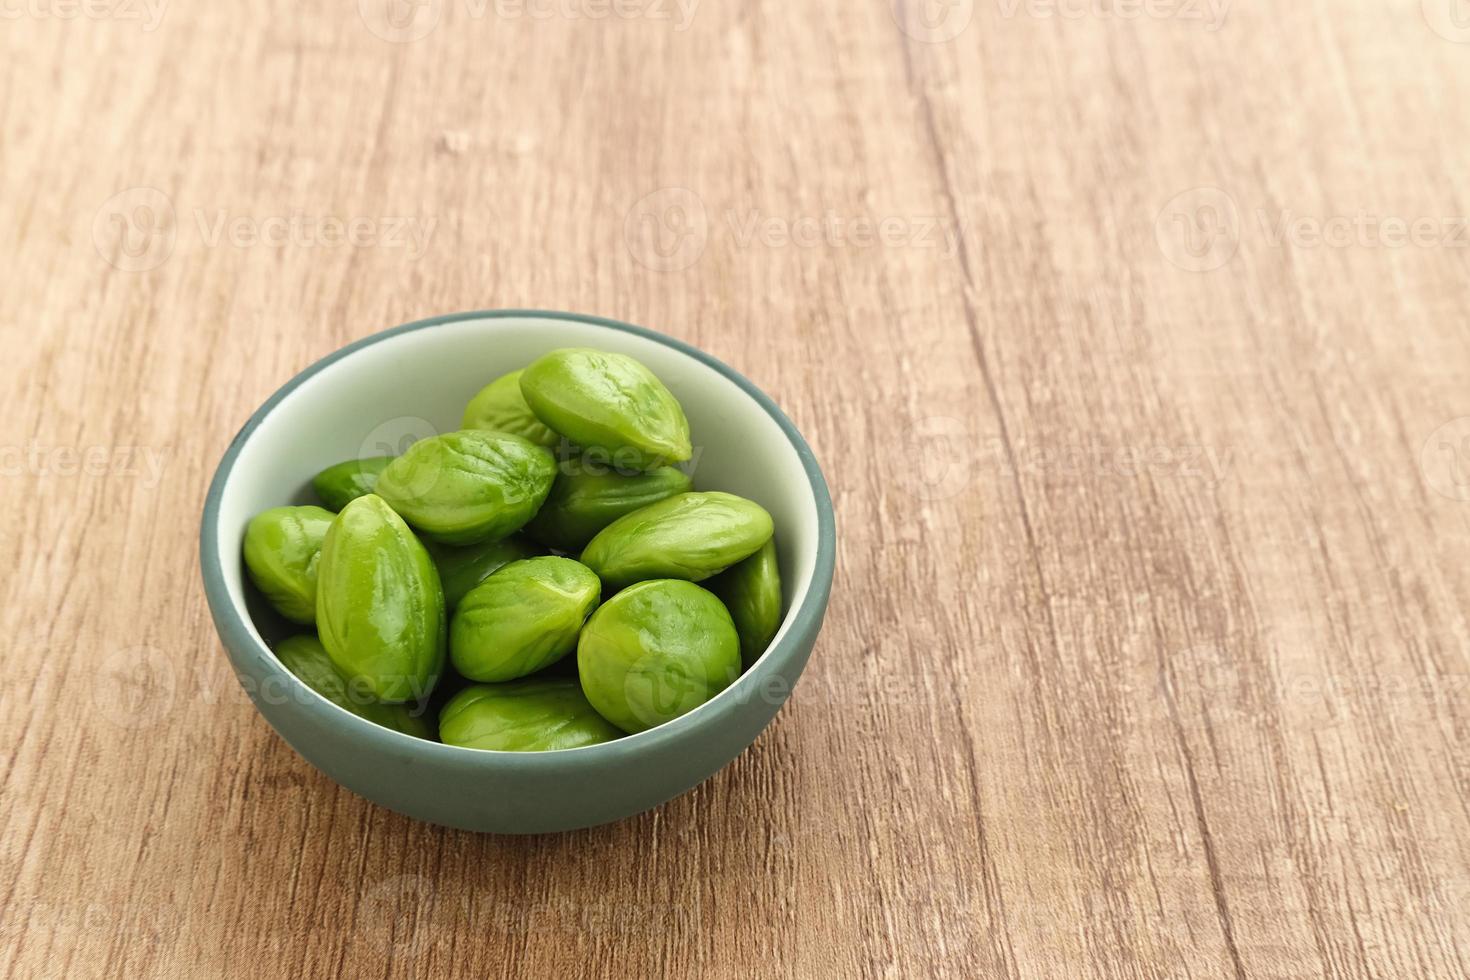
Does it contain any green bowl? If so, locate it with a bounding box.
[200,310,835,833]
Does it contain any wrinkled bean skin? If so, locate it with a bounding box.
[525,460,693,551]
[519,348,691,470]
[461,369,560,447]
[451,557,601,682]
[577,579,741,734]
[275,634,435,739]
[374,430,556,545]
[579,491,774,589]
[243,505,335,624]
[430,535,539,610]
[439,678,623,751]
[315,494,446,703]
[311,456,394,511]
[707,538,783,667]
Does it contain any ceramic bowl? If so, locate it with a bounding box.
[199,310,835,833]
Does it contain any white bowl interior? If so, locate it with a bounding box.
[216,315,819,664]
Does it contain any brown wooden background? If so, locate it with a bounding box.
[5,1,1470,977]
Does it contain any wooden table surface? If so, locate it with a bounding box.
[5,2,1470,977]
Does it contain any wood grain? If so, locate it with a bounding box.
[4,1,1470,976]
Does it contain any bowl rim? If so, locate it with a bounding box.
[199,308,836,767]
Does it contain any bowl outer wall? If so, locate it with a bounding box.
[199,310,835,834]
